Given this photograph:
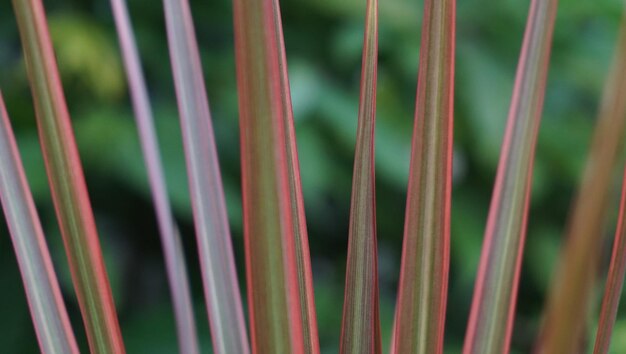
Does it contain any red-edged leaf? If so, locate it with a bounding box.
[0,91,79,354]
[110,0,199,352]
[594,165,626,354]
[233,0,320,352]
[339,0,380,353]
[536,10,626,354]
[463,0,558,353]
[12,1,125,352]
[162,0,249,353]
[391,0,455,353]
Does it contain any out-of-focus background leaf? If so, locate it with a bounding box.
[0,0,624,353]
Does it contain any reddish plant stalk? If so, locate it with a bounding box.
[0,91,79,354]
[339,0,381,352]
[233,0,320,352]
[109,0,200,352]
[392,0,455,353]
[162,0,249,353]
[463,0,558,353]
[536,10,626,354]
[12,1,125,352]
[593,166,626,354]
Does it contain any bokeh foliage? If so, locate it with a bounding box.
[0,0,624,353]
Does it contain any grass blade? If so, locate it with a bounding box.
[463,0,558,353]
[162,0,249,353]
[536,10,626,354]
[339,0,380,353]
[593,166,626,354]
[271,8,319,347]
[392,0,455,353]
[233,0,320,352]
[0,91,79,354]
[11,1,125,352]
[109,0,199,353]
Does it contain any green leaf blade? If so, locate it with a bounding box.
[463,0,558,353]
[339,0,381,353]
[392,0,455,353]
[233,0,320,352]
[12,1,126,352]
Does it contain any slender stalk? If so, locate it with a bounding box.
[11,1,125,353]
[233,0,320,352]
[273,7,319,348]
[391,0,455,353]
[0,91,79,354]
[593,166,626,354]
[339,0,380,352]
[109,1,199,353]
[162,0,249,353]
[463,0,558,353]
[536,10,626,354]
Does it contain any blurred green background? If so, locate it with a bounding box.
[0,0,625,353]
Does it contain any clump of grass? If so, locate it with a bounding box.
[3,0,626,353]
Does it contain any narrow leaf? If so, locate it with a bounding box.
[11,1,125,352]
[339,0,380,353]
[162,1,249,353]
[0,91,79,354]
[272,8,319,340]
[593,166,626,354]
[391,0,455,353]
[233,0,320,352]
[109,1,199,353]
[463,0,558,353]
[536,10,626,354]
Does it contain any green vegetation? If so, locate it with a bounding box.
[0,0,625,353]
